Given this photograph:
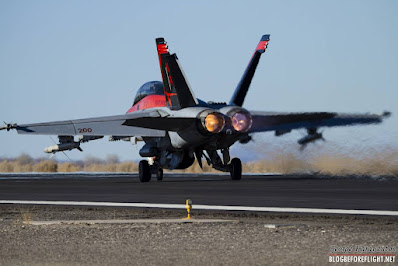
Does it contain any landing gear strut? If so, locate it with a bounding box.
[204,149,242,181]
[156,168,163,181]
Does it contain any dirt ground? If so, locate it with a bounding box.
[0,205,396,266]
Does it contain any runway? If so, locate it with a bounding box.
[0,173,397,214]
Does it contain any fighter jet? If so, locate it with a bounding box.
[0,35,391,182]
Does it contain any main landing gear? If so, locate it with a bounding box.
[138,160,163,182]
[230,158,242,180]
[138,160,151,182]
[139,148,243,182]
[203,149,242,181]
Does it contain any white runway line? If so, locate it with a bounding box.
[0,200,397,216]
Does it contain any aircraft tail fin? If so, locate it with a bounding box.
[156,38,198,110]
[229,34,270,107]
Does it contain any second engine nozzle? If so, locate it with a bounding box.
[231,111,252,132]
[202,112,225,133]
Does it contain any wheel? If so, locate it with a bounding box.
[139,160,151,182]
[156,168,163,181]
[230,158,242,180]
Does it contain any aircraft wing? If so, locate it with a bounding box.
[249,111,391,133]
[5,109,195,137]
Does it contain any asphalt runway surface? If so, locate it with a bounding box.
[1,173,397,265]
[0,173,397,211]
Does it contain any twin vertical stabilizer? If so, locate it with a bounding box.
[156,38,198,110]
[155,35,270,109]
[229,34,270,107]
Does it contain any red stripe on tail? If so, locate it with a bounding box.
[256,40,269,51]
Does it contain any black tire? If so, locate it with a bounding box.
[156,168,163,181]
[230,158,242,180]
[139,160,151,182]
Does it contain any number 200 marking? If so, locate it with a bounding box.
[78,128,92,133]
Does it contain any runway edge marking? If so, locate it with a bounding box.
[0,200,397,216]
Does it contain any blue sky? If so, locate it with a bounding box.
[0,0,397,161]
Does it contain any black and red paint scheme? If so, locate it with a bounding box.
[1,35,390,182]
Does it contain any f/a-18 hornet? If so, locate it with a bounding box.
[1,35,391,182]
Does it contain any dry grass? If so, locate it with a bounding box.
[0,150,397,175]
[309,151,398,175]
[21,211,31,225]
[57,162,81,172]
[82,162,138,172]
[241,149,398,175]
[32,161,58,172]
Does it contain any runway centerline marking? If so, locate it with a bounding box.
[0,200,397,216]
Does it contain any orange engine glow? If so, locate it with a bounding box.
[204,113,225,133]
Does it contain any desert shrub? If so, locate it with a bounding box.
[58,163,81,172]
[104,163,117,172]
[83,164,107,172]
[116,162,138,172]
[0,161,14,172]
[84,155,104,165]
[32,160,57,172]
[14,162,34,172]
[169,160,219,173]
[80,162,138,172]
[15,153,33,165]
[0,148,397,175]
[106,154,120,164]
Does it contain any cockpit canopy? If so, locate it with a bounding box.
[133,81,165,105]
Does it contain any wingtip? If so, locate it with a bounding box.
[0,122,18,132]
[382,111,392,118]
